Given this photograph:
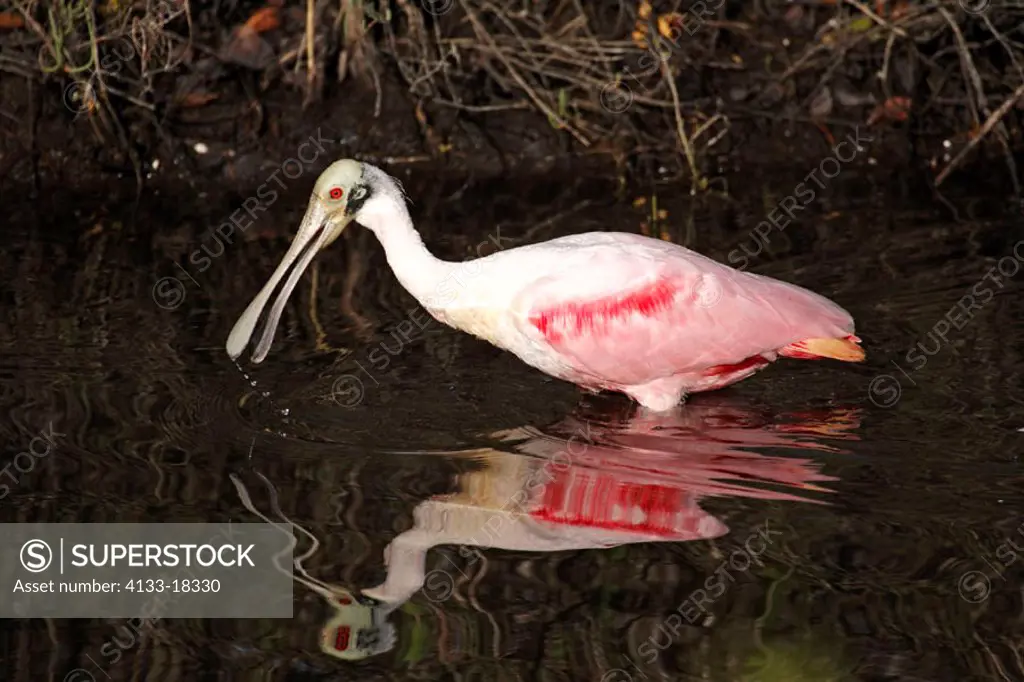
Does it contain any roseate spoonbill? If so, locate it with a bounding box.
[226,159,864,410]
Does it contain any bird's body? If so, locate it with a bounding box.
[226,160,864,410]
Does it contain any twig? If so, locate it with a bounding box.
[935,81,1024,188]
[935,5,985,128]
[304,0,315,106]
[659,59,702,194]
[458,0,590,146]
[980,14,1024,88]
[877,30,897,100]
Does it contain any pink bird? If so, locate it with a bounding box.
[226,160,865,411]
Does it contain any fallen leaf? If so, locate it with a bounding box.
[867,95,911,125]
[178,91,219,107]
[220,25,275,69]
[0,11,24,29]
[656,13,685,40]
[632,0,654,48]
[631,25,648,49]
[244,6,279,33]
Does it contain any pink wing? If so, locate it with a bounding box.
[512,239,855,387]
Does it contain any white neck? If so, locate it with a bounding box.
[357,199,458,309]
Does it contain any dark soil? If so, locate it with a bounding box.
[2,1,1024,208]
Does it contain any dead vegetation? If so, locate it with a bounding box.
[1,1,1022,191]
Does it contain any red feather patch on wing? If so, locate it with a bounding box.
[702,355,770,377]
[528,278,679,343]
[530,469,702,537]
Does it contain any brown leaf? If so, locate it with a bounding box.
[0,11,24,29]
[178,91,219,108]
[220,25,275,69]
[867,95,911,125]
[631,25,648,49]
[656,13,685,40]
[244,6,279,34]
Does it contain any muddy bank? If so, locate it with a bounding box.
[2,1,1023,203]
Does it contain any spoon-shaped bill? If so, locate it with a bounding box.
[226,198,338,362]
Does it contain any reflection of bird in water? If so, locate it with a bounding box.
[228,399,859,662]
[317,399,861,634]
[226,159,864,411]
[228,473,397,663]
[315,586,396,661]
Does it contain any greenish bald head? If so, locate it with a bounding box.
[310,159,369,232]
[226,158,406,363]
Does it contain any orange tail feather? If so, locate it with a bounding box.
[779,335,865,362]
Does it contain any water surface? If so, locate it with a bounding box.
[2,167,1022,681]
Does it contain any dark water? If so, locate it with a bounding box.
[2,165,1023,682]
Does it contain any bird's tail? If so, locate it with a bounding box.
[779,335,865,362]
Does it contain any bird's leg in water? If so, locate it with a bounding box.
[308,265,350,355]
[339,230,375,342]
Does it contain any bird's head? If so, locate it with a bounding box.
[225,159,406,363]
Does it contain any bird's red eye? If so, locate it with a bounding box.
[329,187,344,200]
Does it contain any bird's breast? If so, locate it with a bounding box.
[429,307,511,348]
